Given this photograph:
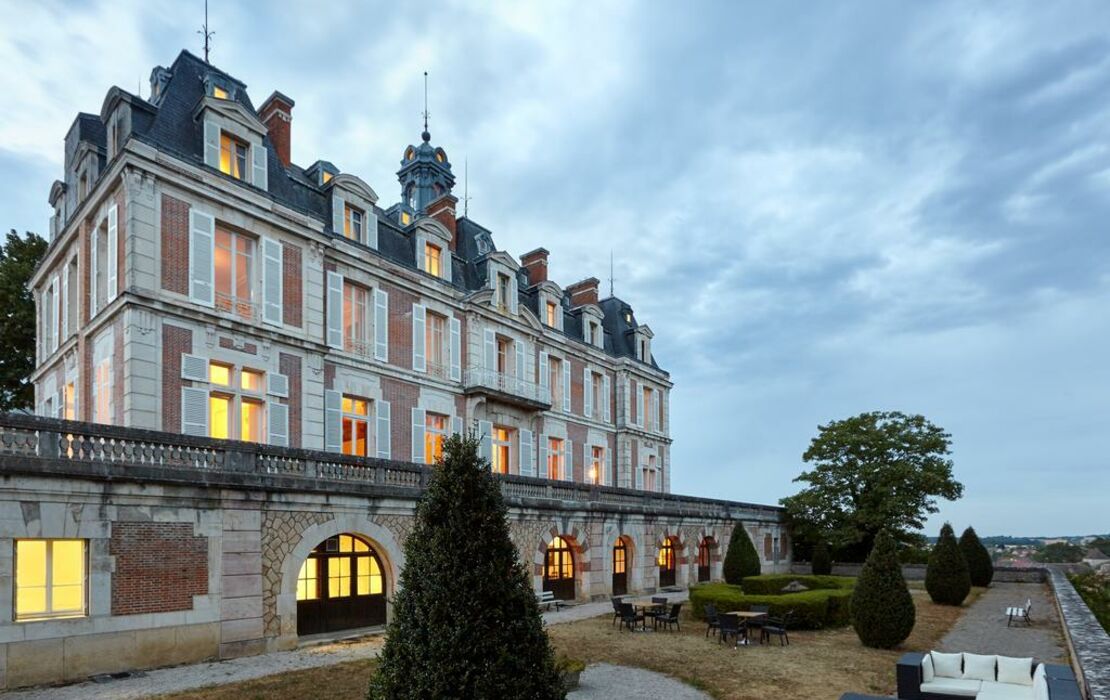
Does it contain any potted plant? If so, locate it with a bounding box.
[555,655,586,691]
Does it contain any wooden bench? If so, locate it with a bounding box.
[537,590,565,611]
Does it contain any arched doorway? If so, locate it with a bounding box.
[544,536,575,600]
[296,533,387,636]
[612,539,628,596]
[658,538,676,588]
[698,538,713,582]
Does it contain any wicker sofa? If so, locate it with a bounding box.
[896,652,1082,700]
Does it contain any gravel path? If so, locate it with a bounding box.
[936,582,1068,662]
[569,663,710,699]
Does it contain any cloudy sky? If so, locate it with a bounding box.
[2,2,1108,537]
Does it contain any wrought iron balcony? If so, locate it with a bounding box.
[462,367,551,410]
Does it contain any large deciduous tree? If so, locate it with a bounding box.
[367,433,563,699]
[781,411,963,560]
[0,230,46,412]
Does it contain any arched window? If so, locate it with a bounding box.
[405,183,416,208]
[612,539,628,596]
[658,538,676,587]
[698,538,712,582]
[544,536,575,600]
[296,534,386,636]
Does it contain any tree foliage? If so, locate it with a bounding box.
[781,411,963,560]
[811,540,832,575]
[1034,542,1085,564]
[723,524,761,585]
[925,523,971,606]
[368,433,563,699]
[852,530,915,648]
[0,230,46,412]
[959,527,994,587]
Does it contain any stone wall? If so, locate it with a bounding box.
[1047,567,1110,700]
[789,562,1048,583]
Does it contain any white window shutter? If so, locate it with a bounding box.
[519,429,534,477]
[365,211,378,249]
[181,354,208,382]
[603,374,611,422]
[411,408,426,464]
[509,274,518,315]
[539,351,549,395]
[635,460,642,489]
[326,271,344,349]
[412,304,426,372]
[449,317,461,381]
[583,367,592,418]
[376,401,391,459]
[651,390,660,432]
[514,341,524,381]
[252,143,268,190]
[267,372,289,398]
[50,276,60,353]
[261,237,283,326]
[203,121,220,168]
[61,264,69,339]
[478,420,493,464]
[539,435,548,478]
[188,209,215,307]
[90,225,99,314]
[565,439,574,481]
[268,401,289,446]
[563,361,571,413]
[452,415,463,437]
[106,203,118,302]
[324,389,342,452]
[332,195,345,237]
[483,328,496,370]
[181,387,208,436]
[373,288,389,361]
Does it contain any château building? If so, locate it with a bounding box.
[0,50,788,689]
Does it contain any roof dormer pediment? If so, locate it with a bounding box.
[484,250,520,271]
[193,96,267,136]
[328,173,378,205]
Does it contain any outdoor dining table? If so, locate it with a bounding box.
[625,598,667,631]
[721,610,768,645]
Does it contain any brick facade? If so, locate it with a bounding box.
[109,521,208,615]
[279,352,302,448]
[281,242,302,327]
[381,375,419,460]
[384,281,417,371]
[161,324,192,431]
[160,194,189,296]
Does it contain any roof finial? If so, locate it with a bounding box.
[609,250,616,297]
[464,158,472,218]
[197,0,214,63]
[421,71,430,142]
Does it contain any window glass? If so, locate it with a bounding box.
[425,413,448,464]
[219,133,248,180]
[15,539,86,620]
[496,338,509,374]
[328,556,351,598]
[213,85,229,99]
[214,229,254,318]
[547,437,564,479]
[546,301,557,327]
[342,395,370,456]
[590,446,604,485]
[343,283,370,354]
[240,399,264,442]
[424,243,441,277]
[296,559,318,600]
[345,205,363,242]
[240,369,263,392]
[492,427,511,474]
[210,394,231,439]
[209,363,231,386]
[426,313,446,373]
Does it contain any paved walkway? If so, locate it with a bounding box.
[5,591,688,699]
[936,582,1068,662]
[569,663,710,699]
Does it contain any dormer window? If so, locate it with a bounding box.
[640,339,649,361]
[591,323,601,346]
[546,301,558,328]
[435,151,445,163]
[424,243,442,277]
[78,172,89,200]
[496,273,511,312]
[321,171,333,185]
[401,211,412,226]
[220,132,249,180]
[344,204,364,242]
[213,85,230,100]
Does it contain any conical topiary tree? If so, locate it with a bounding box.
[852,529,915,648]
[723,523,762,585]
[925,523,971,606]
[368,434,564,699]
[811,540,833,575]
[959,526,994,588]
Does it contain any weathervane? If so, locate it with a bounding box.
[421,71,430,141]
[464,158,472,218]
[197,0,214,63]
[609,250,617,298]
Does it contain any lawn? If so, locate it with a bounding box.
[158,587,981,700]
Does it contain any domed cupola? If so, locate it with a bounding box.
[396,127,455,218]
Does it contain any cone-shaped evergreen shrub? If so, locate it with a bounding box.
[367,434,564,700]
[851,529,915,648]
[723,524,762,584]
[959,526,994,587]
[812,540,833,575]
[925,523,971,606]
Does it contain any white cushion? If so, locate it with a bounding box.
[932,651,964,679]
[979,680,1035,700]
[963,653,997,681]
[920,678,982,697]
[1033,674,1049,700]
[997,656,1034,686]
[922,654,935,682]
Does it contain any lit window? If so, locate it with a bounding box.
[15,539,86,620]
[214,228,255,318]
[424,412,448,464]
[328,555,351,598]
[424,243,441,277]
[296,559,318,600]
[344,204,363,242]
[209,363,231,386]
[343,282,370,355]
[321,171,333,185]
[209,394,231,439]
[401,211,411,225]
[241,369,263,393]
[341,395,370,456]
[213,85,229,100]
[496,273,511,311]
[492,427,512,474]
[63,382,76,420]
[435,151,445,163]
[546,301,557,328]
[547,437,565,480]
[496,337,510,375]
[357,553,383,595]
[426,312,446,376]
[219,132,249,180]
[613,540,626,575]
[241,398,264,443]
[590,446,604,485]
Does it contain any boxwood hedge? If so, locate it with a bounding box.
[739,574,856,595]
[689,582,854,629]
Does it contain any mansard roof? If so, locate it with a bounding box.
[60,48,666,373]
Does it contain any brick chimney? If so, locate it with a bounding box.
[259,91,295,168]
[565,277,600,307]
[426,194,458,250]
[520,248,549,286]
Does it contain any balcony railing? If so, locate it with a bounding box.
[463,367,551,408]
[215,292,259,322]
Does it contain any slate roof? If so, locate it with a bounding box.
[64,49,665,373]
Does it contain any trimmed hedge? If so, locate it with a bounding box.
[740,574,855,595]
[926,522,971,606]
[723,524,762,584]
[852,529,915,648]
[959,526,994,588]
[689,583,853,630]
